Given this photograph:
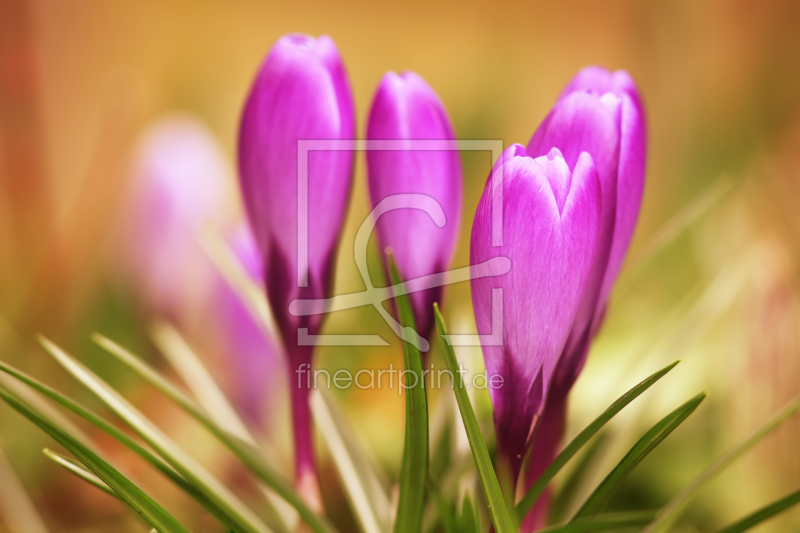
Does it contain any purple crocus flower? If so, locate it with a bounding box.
[522,67,646,530]
[559,66,644,116]
[121,114,227,328]
[470,144,601,483]
[238,34,355,508]
[527,66,646,394]
[216,222,279,427]
[366,71,462,338]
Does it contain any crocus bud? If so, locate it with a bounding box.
[216,223,278,427]
[120,115,228,328]
[366,71,462,338]
[239,34,355,343]
[470,144,600,482]
[527,67,646,391]
[559,66,644,117]
[237,34,355,508]
[522,67,646,531]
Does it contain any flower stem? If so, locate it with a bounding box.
[289,348,323,513]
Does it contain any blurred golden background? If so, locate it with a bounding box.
[1,0,800,531]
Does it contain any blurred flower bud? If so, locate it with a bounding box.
[216,222,278,427]
[120,114,229,328]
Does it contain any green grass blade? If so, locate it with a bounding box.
[43,448,119,498]
[715,487,800,533]
[0,359,174,474]
[549,432,608,523]
[0,372,95,449]
[539,510,658,532]
[148,321,299,532]
[426,477,457,533]
[37,337,272,533]
[0,358,241,532]
[643,394,800,532]
[0,386,190,533]
[433,305,515,533]
[515,360,680,521]
[311,389,391,533]
[387,255,429,533]
[428,398,454,483]
[92,334,337,533]
[573,391,707,520]
[149,321,256,444]
[457,491,480,533]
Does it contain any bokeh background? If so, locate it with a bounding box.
[1,0,800,531]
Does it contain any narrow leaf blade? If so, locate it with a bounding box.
[91,334,336,533]
[515,360,680,521]
[148,322,299,532]
[434,305,515,533]
[549,432,608,523]
[43,448,119,498]
[0,386,190,533]
[538,510,658,533]
[715,487,800,533]
[37,337,272,533]
[426,477,457,533]
[312,389,391,533]
[0,359,240,532]
[387,254,429,533]
[573,391,707,519]
[644,394,800,532]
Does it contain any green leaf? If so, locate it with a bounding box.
[426,477,457,533]
[573,391,707,520]
[549,432,608,523]
[539,510,658,532]
[433,305,515,533]
[311,389,391,533]
[91,334,337,533]
[148,321,257,445]
[148,321,299,532]
[0,359,239,532]
[715,487,800,533]
[43,448,119,498]
[515,360,680,522]
[0,386,190,533]
[387,254,429,533]
[37,337,272,533]
[456,491,480,533]
[643,394,800,532]
[428,393,455,483]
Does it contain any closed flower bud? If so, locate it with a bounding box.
[366,71,462,338]
[470,144,600,481]
[528,67,646,391]
[522,67,646,531]
[237,34,355,508]
[238,33,355,346]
